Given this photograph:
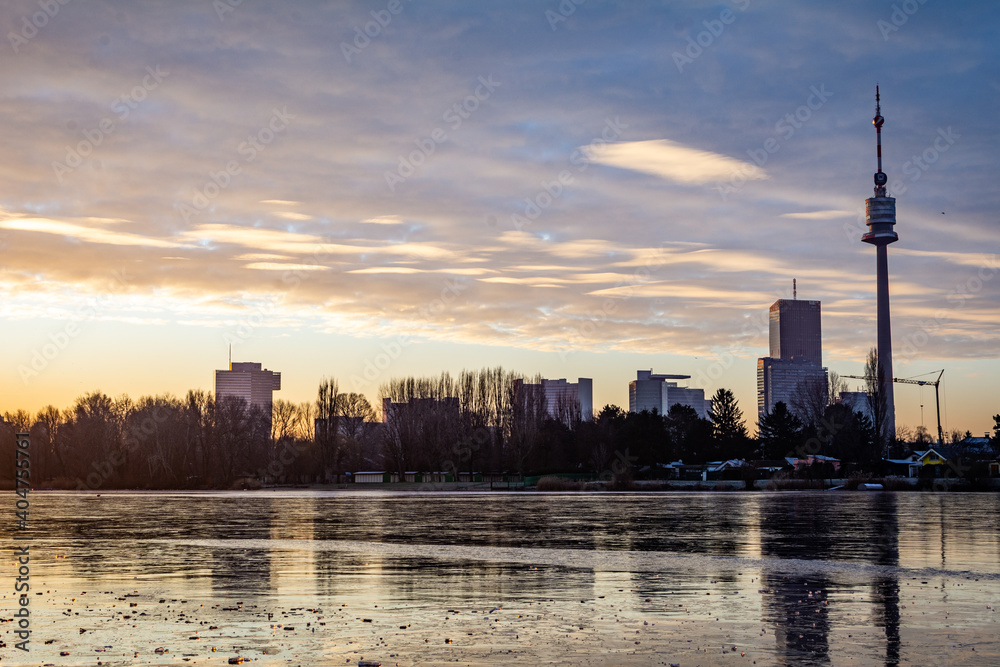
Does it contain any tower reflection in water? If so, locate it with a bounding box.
[760,494,900,666]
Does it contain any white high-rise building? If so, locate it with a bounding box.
[544,378,593,423]
[215,361,281,415]
[516,378,593,424]
[628,370,711,419]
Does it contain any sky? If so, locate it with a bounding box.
[1,0,997,436]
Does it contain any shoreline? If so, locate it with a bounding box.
[15,477,1000,493]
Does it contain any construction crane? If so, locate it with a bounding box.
[841,370,945,445]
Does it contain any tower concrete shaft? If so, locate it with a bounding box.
[862,85,897,446]
[874,243,895,443]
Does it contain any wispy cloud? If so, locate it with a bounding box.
[244,262,329,271]
[0,214,188,249]
[363,215,405,225]
[781,210,855,220]
[0,0,996,433]
[584,139,767,185]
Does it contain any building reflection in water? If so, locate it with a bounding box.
[760,494,833,665]
[210,496,274,596]
[759,493,901,667]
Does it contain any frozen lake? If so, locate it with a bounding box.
[4,491,1000,665]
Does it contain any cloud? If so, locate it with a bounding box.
[780,210,855,220]
[588,283,775,304]
[0,213,188,249]
[894,249,999,269]
[0,0,998,433]
[363,215,405,225]
[244,262,329,271]
[583,139,767,185]
[349,266,494,275]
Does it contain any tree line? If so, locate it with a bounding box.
[2,365,997,489]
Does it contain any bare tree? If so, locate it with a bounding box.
[828,371,848,404]
[65,391,121,477]
[295,401,315,441]
[339,393,376,436]
[272,399,299,442]
[864,347,890,456]
[316,378,342,478]
[549,388,580,427]
[506,375,547,474]
[790,375,827,427]
[2,409,32,433]
[185,389,214,480]
[379,367,550,476]
[35,405,64,479]
[213,395,252,484]
[336,393,377,471]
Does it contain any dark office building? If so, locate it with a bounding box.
[769,299,822,364]
[758,297,827,421]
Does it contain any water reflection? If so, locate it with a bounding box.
[14,491,1000,666]
[757,494,904,666]
[870,494,900,667]
[760,495,834,665]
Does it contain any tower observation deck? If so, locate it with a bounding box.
[862,85,897,448]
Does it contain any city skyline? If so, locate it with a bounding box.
[2,1,998,435]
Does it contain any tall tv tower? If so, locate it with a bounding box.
[862,85,897,447]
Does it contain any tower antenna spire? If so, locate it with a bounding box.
[873,84,886,196]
